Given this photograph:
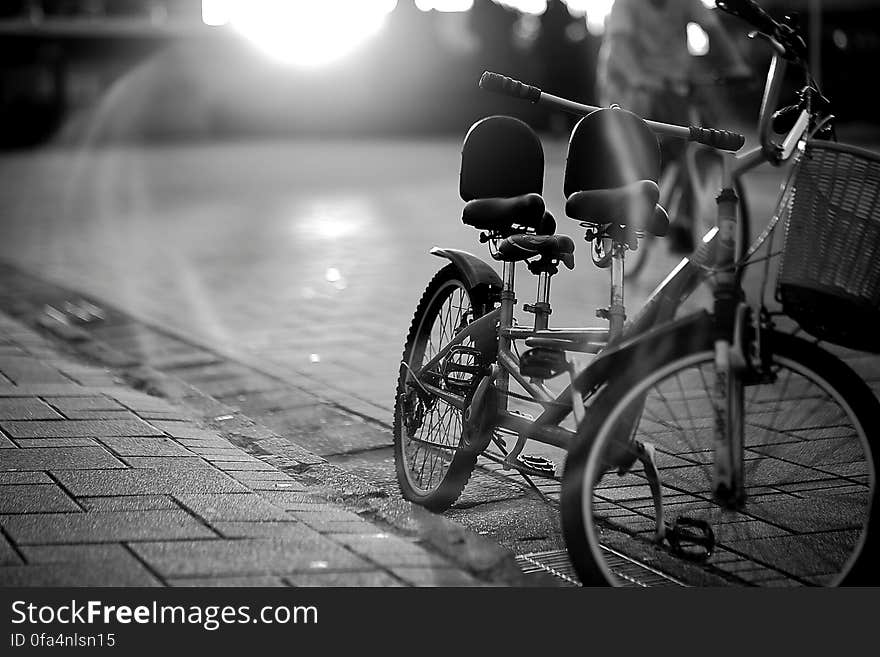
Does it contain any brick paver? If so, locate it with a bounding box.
[1,510,217,544]
[0,447,125,471]
[0,398,63,420]
[0,418,163,438]
[0,311,490,587]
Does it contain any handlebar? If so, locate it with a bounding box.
[716,0,807,62]
[479,71,746,152]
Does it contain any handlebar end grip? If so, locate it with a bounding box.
[690,126,746,152]
[479,71,541,103]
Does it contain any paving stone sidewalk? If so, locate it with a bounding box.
[0,311,485,587]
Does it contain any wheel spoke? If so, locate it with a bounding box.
[572,342,876,587]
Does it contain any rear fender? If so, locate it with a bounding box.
[430,248,502,299]
[431,247,501,362]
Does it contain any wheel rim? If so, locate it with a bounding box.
[580,351,875,586]
[400,280,474,497]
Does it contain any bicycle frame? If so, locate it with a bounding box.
[409,49,808,480]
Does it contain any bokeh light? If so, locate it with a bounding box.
[203,0,398,68]
[687,22,711,56]
[415,0,474,11]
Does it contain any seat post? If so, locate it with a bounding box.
[500,261,516,336]
[532,270,552,332]
[496,260,517,412]
[498,260,516,356]
[608,243,626,340]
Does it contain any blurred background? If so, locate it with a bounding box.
[1,0,878,147]
[1,0,879,426]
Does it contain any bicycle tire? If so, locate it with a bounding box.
[393,264,495,511]
[562,327,879,586]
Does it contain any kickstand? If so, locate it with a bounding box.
[490,432,550,503]
[519,470,549,504]
[635,441,666,544]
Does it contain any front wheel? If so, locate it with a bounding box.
[562,329,879,586]
[393,264,495,511]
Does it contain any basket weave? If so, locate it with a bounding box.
[777,140,880,353]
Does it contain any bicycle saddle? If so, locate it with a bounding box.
[460,115,554,235]
[566,181,669,236]
[563,108,668,237]
[460,115,543,201]
[462,194,555,233]
[493,234,575,269]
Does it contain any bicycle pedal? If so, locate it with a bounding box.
[516,454,557,476]
[667,516,715,562]
[519,347,568,379]
[441,346,483,393]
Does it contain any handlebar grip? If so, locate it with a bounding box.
[479,71,542,103]
[689,126,746,152]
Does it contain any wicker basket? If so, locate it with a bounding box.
[777,140,880,353]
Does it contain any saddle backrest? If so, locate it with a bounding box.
[564,108,660,196]
[460,115,544,201]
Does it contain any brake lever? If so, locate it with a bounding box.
[748,30,787,58]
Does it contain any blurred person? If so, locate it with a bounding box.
[469,1,530,128]
[596,0,750,253]
[534,0,585,133]
[470,0,518,72]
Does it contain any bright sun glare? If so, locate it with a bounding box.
[203,0,398,68]
[202,0,720,66]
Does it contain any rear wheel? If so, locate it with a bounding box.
[563,329,879,586]
[393,265,495,511]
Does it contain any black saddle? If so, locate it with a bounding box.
[462,193,555,234]
[566,181,669,236]
[564,108,668,237]
[460,116,557,236]
[460,115,574,269]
